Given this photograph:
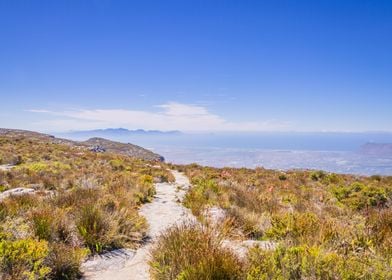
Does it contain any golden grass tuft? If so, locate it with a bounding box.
[149,223,244,280]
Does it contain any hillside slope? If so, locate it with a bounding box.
[0,129,172,279]
[0,128,164,162]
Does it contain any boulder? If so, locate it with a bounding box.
[0,188,36,201]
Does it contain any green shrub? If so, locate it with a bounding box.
[326,173,341,184]
[30,208,74,244]
[246,245,392,280]
[184,178,222,216]
[331,183,388,210]
[310,170,326,181]
[109,159,125,171]
[76,206,111,253]
[370,175,382,182]
[265,212,319,244]
[135,175,156,203]
[31,209,54,241]
[278,174,287,181]
[23,162,49,172]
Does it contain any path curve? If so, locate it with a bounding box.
[82,170,195,280]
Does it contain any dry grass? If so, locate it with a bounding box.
[149,223,244,280]
[0,134,172,279]
[175,164,392,279]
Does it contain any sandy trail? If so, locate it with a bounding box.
[82,170,275,280]
[82,170,195,280]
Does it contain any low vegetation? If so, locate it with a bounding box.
[154,164,392,279]
[149,223,244,280]
[2,131,392,279]
[0,134,172,279]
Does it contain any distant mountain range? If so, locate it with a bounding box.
[62,128,182,138]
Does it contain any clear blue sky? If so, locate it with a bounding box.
[1,0,391,132]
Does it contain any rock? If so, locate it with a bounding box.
[203,206,226,225]
[222,239,277,259]
[241,239,277,250]
[82,138,164,162]
[82,249,136,273]
[0,164,16,171]
[0,188,36,201]
[89,145,106,153]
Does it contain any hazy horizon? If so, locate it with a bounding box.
[52,129,392,176]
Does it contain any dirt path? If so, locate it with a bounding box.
[82,170,195,280]
[82,170,276,279]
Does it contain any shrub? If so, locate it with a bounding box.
[1,194,41,217]
[184,178,223,216]
[109,159,125,171]
[23,162,49,173]
[76,206,112,253]
[31,208,54,241]
[135,175,156,203]
[227,207,266,239]
[331,183,388,210]
[109,208,147,249]
[0,133,173,277]
[10,155,23,165]
[45,243,87,280]
[246,245,392,280]
[149,223,244,280]
[30,207,75,244]
[368,209,392,255]
[0,238,50,280]
[310,170,326,181]
[265,212,319,244]
[278,174,287,181]
[179,164,392,279]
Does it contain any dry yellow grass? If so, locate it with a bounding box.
[0,134,172,279]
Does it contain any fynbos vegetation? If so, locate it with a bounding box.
[0,133,172,279]
[152,164,392,279]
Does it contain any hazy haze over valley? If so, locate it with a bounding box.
[58,129,392,176]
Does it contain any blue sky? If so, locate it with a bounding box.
[1,0,391,132]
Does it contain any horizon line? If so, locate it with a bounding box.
[2,126,392,135]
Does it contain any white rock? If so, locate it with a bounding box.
[203,206,226,225]
[0,188,36,201]
[0,164,15,171]
[82,249,136,272]
[222,239,277,259]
